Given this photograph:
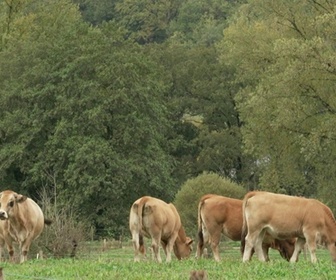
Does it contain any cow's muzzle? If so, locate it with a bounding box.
[0,210,8,220]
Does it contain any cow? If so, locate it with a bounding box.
[197,194,295,261]
[242,191,336,263]
[129,196,193,262]
[0,190,52,263]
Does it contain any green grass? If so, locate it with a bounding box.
[1,244,336,279]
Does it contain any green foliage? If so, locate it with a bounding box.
[173,172,246,237]
[169,0,245,45]
[218,0,336,207]
[115,0,181,43]
[73,0,118,25]
[0,1,176,237]
[154,39,256,186]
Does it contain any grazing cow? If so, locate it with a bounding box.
[129,196,193,262]
[242,191,336,263]
[0,190,51,263]
[197,194,295,261]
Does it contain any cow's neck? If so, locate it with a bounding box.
[173,226,187,259]
[323,206,336,236]
[8,206,26,230]
[176,226,188,243]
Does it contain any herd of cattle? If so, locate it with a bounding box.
[129,191,336,264]
[0,188,335,265]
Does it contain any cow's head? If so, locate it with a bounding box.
[273,238,296,261]
[173,236,193,260]
[0,190,27,220]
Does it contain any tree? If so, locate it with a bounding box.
[72,0,118,25]
[169,0,246,46]
[115,0,181,44]
[151,35,257,187]
[0,0,176,237]
[218,0,336,209]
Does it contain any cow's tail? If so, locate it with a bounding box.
[136,196,150,254]
[44,218,52,225]
[197,195,212,258]
[241,191,258,255]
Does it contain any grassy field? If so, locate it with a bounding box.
[1,242,335,279]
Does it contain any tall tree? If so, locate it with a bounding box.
[0,0,176,236]
[218,0,336,208]
[150,36,256,187]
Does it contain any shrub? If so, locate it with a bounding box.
[173,172,246,238]
[32,189,90,259]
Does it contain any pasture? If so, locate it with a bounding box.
[0,241,335,279]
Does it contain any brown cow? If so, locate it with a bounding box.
[197,194,295,261]
[242,191,336,263]
[0,190,51,263]
[129,196,193,262]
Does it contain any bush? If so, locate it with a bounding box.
[173,172,246,238]
[32,189,90,259]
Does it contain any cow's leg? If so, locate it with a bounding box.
[196,223,209,259]
[290,237,305,263]
[305,234,318,264]
[20,242,29,263]
[0,239,5,262]
[131,232,141,262]
[20,237,35,263]
[161,241,168,257]
[5,240,14,263]
[254,230,267,262]
[262,244,270,262]
[165,232,178,262]
[243,231,258,262]
[209,229,222,262]
[131,232,139,261]
[151,236,162,263]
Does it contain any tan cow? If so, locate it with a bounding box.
[242,191,336,263]
[129,196,193,262]
[0,190,51,263]
[197,194,295,261]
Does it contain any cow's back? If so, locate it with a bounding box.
[201,195,242,241]
[142,198,181,239]
[245,192,323,239]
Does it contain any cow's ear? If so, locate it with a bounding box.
[186,237,193,245]
[15,195,27,203]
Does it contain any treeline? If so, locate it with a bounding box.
[0,0,335,238]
